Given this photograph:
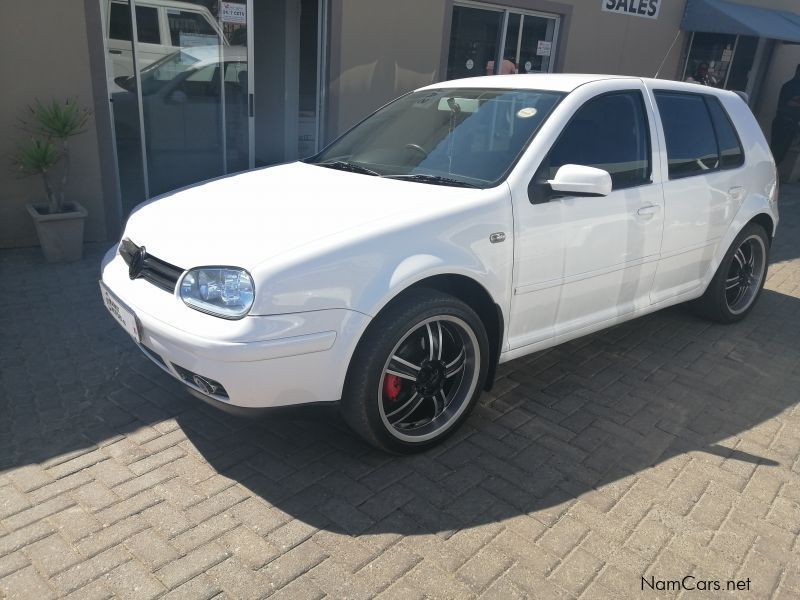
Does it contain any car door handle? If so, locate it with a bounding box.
[728,186,745,200]
[109,49,122,55]
[637,205,661,217]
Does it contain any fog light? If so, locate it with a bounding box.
[172,363,229,399]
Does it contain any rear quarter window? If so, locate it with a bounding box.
[706,97,745,169]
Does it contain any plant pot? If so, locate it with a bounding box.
[26,202,88,263]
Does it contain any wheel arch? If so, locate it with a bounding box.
[705,199,777,289]
[749,212,775,241]
[356,273,505,392]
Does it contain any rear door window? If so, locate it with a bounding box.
[545,91,652,190]
[655,92,719,178]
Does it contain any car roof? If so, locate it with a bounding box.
[419,73,741,99]
[419,73,637,93]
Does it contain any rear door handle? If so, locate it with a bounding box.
[729,186,745,200]
[109,49,122,55]
[637,205,661,217]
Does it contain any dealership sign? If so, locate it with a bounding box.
[221,2,246,24]
[602,0,661,19]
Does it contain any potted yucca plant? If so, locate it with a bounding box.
[13,99,91,262]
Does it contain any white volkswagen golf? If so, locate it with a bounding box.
[101,74,778,453]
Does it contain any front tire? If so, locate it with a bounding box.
[691,223,769,323]
[341,289,489,454]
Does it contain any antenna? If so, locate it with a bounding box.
[654,30,683,79]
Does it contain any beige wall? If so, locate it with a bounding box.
[0,0,107,248]
[329,0,448,134]
[562,0,687,79]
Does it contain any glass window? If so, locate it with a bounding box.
[706,97,744,169]
[108,3,158,43]
[446,6,504,79]
[655,92,719,178]
[167,10,218,46]
[545,92,651,190]
[446,6,559,80]
[683,32,736,88]
[519,14,557,74]
[109,2,132,41]
[309,88,564,187]
[135,6,160,44]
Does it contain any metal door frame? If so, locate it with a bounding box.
[247,0,255,166]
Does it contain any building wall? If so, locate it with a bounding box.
[0,0,107,249]
[328,0,449,136]
[327,0,692,136]
[560,0,687,79]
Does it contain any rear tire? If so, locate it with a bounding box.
[691,223,769,323]
[341,289,489,454]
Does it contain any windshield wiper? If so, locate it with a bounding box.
[315,160,380,176]
[386,174,480,188]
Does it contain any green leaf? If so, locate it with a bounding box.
[29,98,91,140]
[12,138,60,175]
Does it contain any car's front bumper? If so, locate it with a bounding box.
[100,246,370,411]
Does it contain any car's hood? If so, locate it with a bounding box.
[123,161,487,270]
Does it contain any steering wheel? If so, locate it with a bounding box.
[404,143,429,158]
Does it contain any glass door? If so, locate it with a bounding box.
[103,0,148,215]
[102,0,254,211]
[446,5,504,79]
[516,14,558,74]
[446,3,559,81]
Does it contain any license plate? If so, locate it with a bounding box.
[99,281,141,343]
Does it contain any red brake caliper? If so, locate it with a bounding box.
[384,374,403,402]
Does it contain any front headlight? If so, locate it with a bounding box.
[179,267,255,319]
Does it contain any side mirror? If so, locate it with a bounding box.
[547,164,612,198]
[114,75,134,91]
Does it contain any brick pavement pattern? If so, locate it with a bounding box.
[1,187,799,599]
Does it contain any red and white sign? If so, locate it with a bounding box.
[221,2,246,24]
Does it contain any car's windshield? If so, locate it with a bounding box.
[308,88,564,187]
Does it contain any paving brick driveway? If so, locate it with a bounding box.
[1,187,799,600]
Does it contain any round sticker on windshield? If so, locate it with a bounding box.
[517,107,538,119]
[525,61,533,72]
[466,59,474,70]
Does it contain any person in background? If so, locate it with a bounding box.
[686,62,712,85]
[770,64,800,166]
[486,57,518,75]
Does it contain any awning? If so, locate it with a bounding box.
[682,0,800,44]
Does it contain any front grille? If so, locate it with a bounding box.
[120,239,183,293]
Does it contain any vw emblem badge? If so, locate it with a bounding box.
[129,246,146,280]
